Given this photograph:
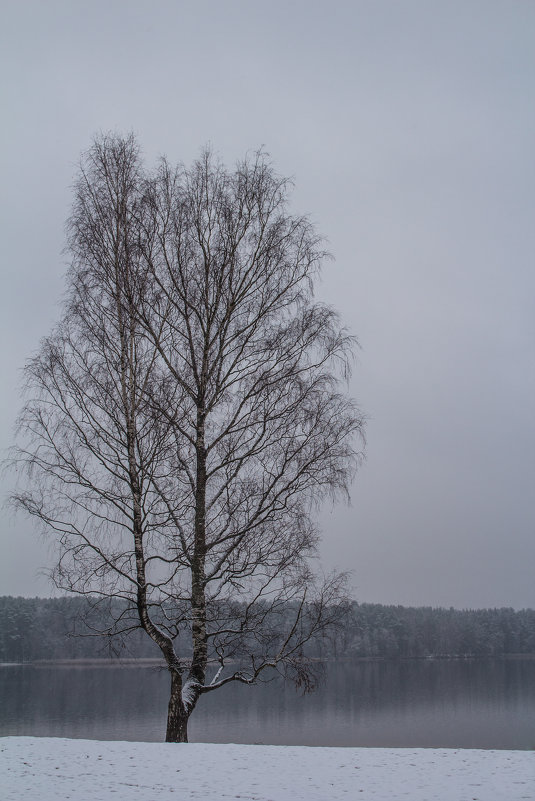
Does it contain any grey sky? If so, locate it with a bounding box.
[1,1,533,608]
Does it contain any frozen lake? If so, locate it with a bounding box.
[1,657,534,748]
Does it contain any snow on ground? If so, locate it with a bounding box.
[1,737,533,801]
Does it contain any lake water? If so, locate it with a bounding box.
[1,658,534,749]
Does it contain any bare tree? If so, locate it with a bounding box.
[11,134,365,742]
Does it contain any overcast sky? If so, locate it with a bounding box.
[1,0,534,608]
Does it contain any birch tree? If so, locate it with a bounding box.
[11,134,365,742]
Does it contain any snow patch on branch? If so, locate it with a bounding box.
[210,663,224,686]
[181,679,201,712]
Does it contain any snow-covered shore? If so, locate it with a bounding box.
[1,737,533,801]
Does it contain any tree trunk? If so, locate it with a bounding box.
[191,407,208,686]
[166,669,189,743]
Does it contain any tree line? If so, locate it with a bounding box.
[320,602,535,659]
[1,595,533,663]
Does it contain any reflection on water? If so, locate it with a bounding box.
[1,658,534,749]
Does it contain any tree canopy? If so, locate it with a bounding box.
[11,134,364,741]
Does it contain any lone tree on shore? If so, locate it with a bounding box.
[11,134,364,742]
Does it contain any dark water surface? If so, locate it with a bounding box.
[1,658,534,749]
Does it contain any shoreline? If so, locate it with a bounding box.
[2,652,535,667]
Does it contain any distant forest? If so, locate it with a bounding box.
[0,596,534,663]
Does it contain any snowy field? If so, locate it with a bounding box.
[1,737,533,801]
